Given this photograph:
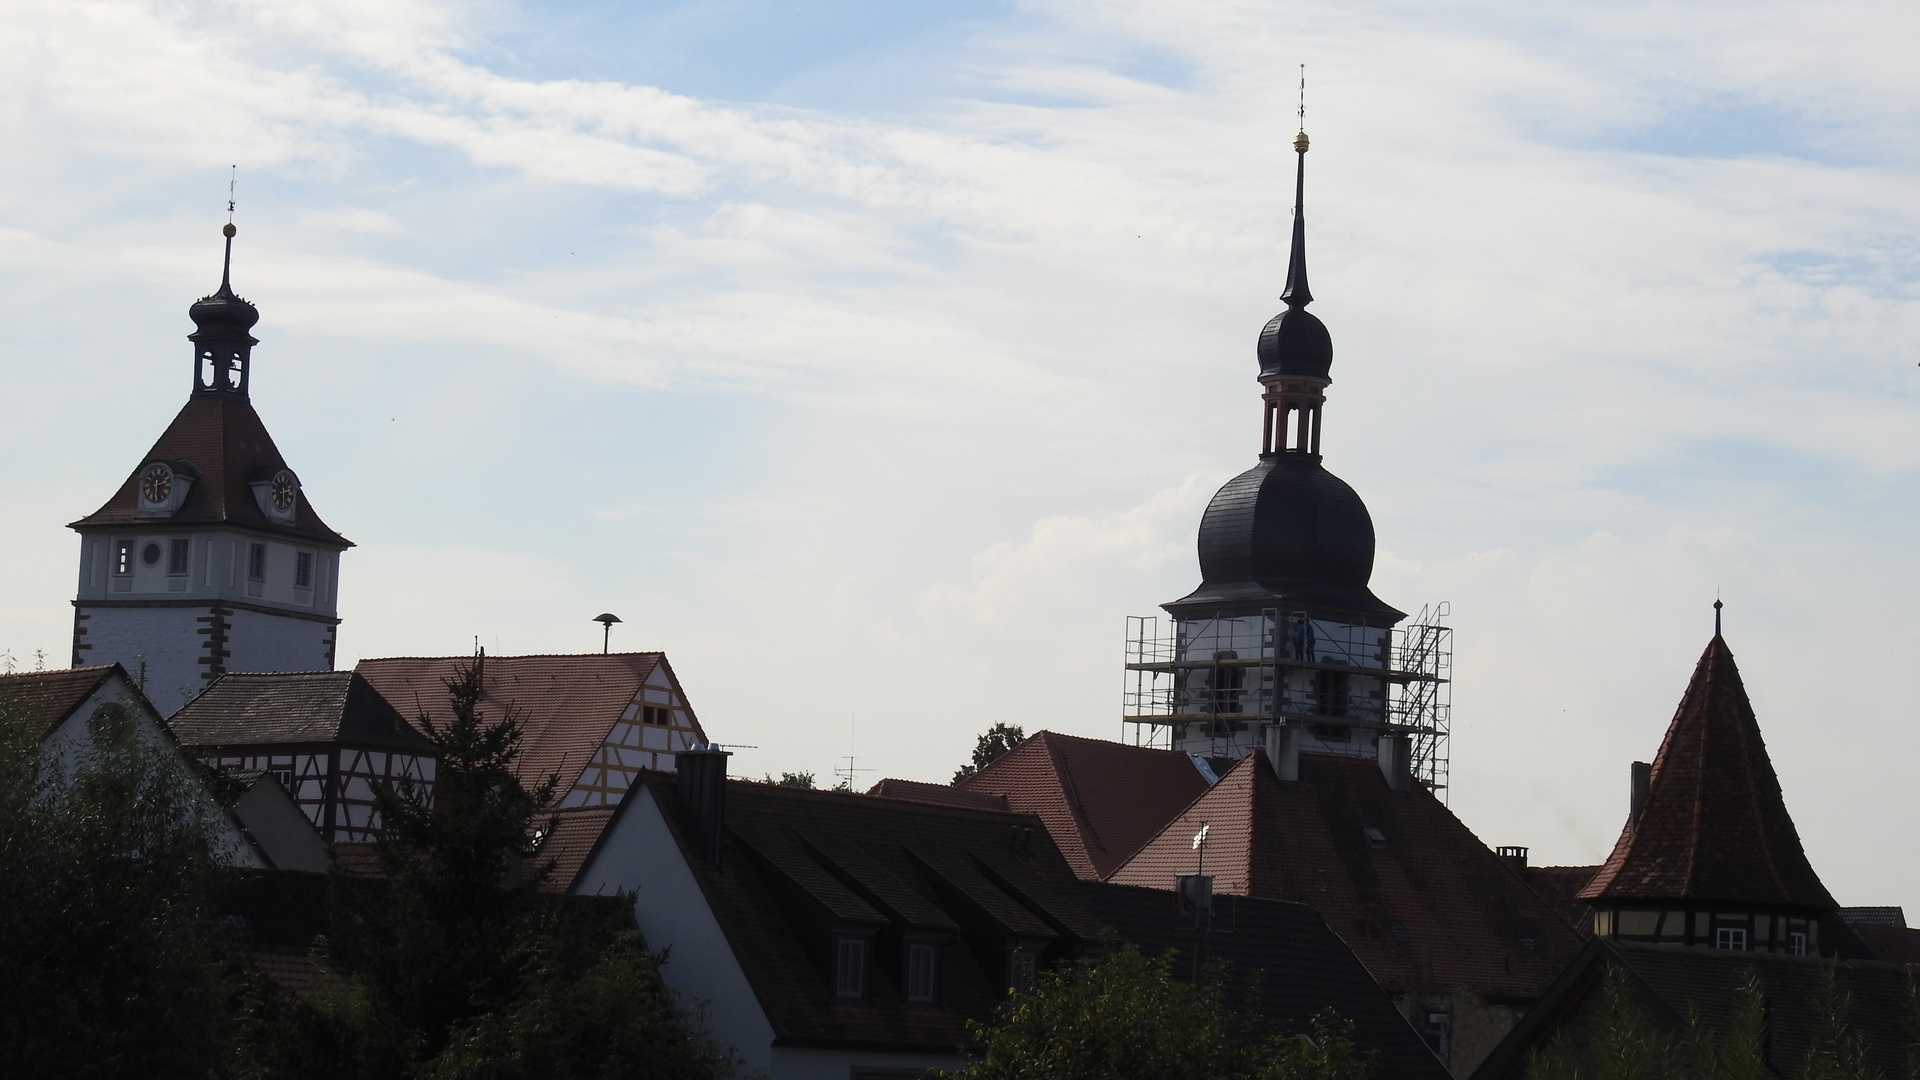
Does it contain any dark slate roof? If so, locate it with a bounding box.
[0,665,120,739]
[868,778,1010,812]
[1111,751,1586,1000]
[356,653,703,804]
[955,731,1214,881]
[1850,926,1920,965]
[1082,881,1448,1080]
[70,395,349,548]
[1579,635,1835,911]
[168,671,433,753]
[1164,454,1405,624]
[1472,937,1920,1080]
[636,772,1103,1054]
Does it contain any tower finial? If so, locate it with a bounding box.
[1280,65,1312,308]
[1713,597,1723,638]
[220,166,237,294]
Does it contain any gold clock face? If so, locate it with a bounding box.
[140,465,172,504]
[269,471,297,512]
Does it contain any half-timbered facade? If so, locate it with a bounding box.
[168,670,437,842]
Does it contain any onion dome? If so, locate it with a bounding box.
[1165,454,1402,624]
[189,223,260,334]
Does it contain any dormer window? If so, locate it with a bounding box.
[834,938,866,999]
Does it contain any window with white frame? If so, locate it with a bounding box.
[835,938,865,999]
[1789,931,1808,956]
[907,943,938,1003]
[1715,926,1749,951]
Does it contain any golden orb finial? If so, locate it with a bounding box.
[222,222,236,238]
[1293,131,1309,152]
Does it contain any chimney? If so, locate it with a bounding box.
[1629,761,1651,829]
[1378,733,1412,792]
[675,748,731,865]
[1265,723,1300,783]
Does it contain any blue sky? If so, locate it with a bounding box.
[3,0,1918,910]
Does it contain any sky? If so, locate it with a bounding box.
[2,0,1917,910]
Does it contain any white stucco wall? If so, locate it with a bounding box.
[574,784,779,1074]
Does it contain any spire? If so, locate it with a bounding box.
[1280,129,1312,308]
[1577,632,1835,911]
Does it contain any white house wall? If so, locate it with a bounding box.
[573,783,779,1075]
[43,677,263,869]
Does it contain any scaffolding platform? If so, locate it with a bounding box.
[1122,603,1453,799]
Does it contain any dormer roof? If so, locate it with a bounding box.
[69,395,350,548]
[1578,635,1836,911]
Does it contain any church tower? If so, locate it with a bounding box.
[1125,130,1451,790]
[68,225,352,716]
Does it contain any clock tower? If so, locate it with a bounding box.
[69,225,352,716]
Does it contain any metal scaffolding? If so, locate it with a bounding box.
[1122,603,1453,799]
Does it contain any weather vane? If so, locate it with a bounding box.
[1298,64,1306,133]
[227,166,237,224]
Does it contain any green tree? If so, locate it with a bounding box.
[235,656,739,1080]
[762,771,815,789]
[954,944,1371,1080]
[1802,960,1882,1080]
[0,695,232,1080]
[953,723,1027,783]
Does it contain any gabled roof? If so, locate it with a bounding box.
[1471,937,1920,1080]
[355,652,706,805]
[1578,635,1835,911]
[955,731,1213,880]
[168,671,433,753]
[1523,865,1600,938]
[1111,751,1586,999]
[1082,881,1449,1080]
[0,666,121,739]
[867,777,1009,811]
[70,395,348,547]
[635,772,1102,1054]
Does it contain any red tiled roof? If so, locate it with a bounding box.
[355,652,702,803]
[70,395,349,547]
[1523,865,1599,938]
[955,731,1212,880]
[0,666,120,739]
[1579,636,1835,910]
[867,777,1009,811]
[1112,751,1586,999]
[537,806,620,893]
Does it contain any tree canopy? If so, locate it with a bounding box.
[953,723,1028,783]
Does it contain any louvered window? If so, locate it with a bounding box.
[907,944,938,1003]
[835,939,865,999]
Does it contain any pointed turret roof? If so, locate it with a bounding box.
[69,395,350,548]
[1578,635,1835,910]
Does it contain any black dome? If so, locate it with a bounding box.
[1164,454,1403,624]
[189,288,259,334]
[1257,306,1331,381]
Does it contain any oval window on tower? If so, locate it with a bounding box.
[142,543,163,566]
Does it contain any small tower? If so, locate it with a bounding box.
[1125,130,1450,787]
[1578,615,1837,954]
[68,225,352,716]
